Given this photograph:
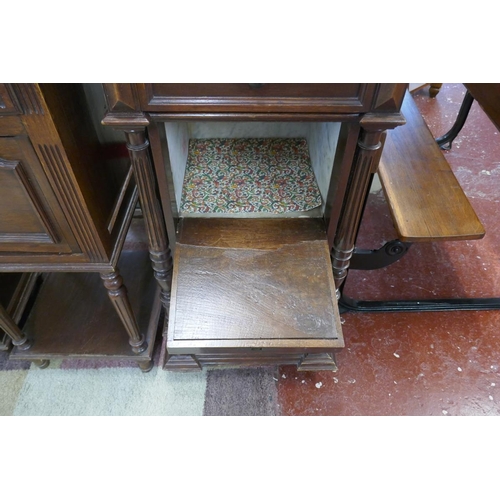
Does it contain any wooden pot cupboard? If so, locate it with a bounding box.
[1,83,406,372]
[101,83,407,371]
[0,84,160,372]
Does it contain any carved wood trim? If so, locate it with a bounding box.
[36,144,106,262]
[137,83,377,113]
[101,112,150,129]
[102,84,140,113]
[0,157,58,244]
[148,112,360,122]
[9,84,44,115]
[122,130,173,310]
[0,84,21,115]
[360,112,406,131]
[100,268,146,354]
[372,84,408,112]
[331,129,386,291]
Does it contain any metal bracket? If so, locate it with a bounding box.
[350,240,412,270]
[436,90,475,150]
[338,294,500,314]
[339,239,500,313]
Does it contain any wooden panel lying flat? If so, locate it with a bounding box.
[11,249,160,361]
[168,218,343,351]
[378,91,485,242]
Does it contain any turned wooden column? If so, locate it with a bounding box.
[0,303,32,350]
[331,110,406,295]
[100,267,146,354]
[329,86,407,296]
[331,127,384,294]
[124,129,173,312]
[101,86,173,316]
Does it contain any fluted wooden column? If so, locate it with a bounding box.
[331,127,385,294]
[0,303,32,350]
[124,129,173,312]
[100,267,145,353]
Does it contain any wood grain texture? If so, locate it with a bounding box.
[331,127,386,290]
[325,122,361,249]
[137,83,376,114]
[0,84,21,115]
[0,84,137,267]
[0,115,24,135]
[168,219,342,346]
[178,218,327,249]
[0,135,77,255]
[378,92,485,242]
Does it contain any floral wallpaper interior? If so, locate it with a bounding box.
[180,138,322,214]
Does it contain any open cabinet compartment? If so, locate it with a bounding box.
[164,121,342,219]
[156,120,345,370]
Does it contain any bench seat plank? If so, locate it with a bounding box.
[378,92,485,242]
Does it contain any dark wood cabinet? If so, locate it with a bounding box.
[136,83,377,113]
[0,135,76,255]
[102,83,407,371]
[0,84,160,371]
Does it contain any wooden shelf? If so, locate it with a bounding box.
[166,218,344,359]
[10,249,161,362]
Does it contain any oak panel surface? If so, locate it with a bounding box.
[169,218,342,344]
[0,135,76,253]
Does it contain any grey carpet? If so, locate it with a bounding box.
[203,367,279,416]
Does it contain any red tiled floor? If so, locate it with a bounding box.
[278,83,500,415]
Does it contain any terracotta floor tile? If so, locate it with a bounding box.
[278,84,500,415]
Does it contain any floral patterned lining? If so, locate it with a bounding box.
[180,138,322,214]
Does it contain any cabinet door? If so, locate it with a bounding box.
[0,136,79,255]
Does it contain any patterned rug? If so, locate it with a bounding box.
[180,138,322,214]
[0,348,279,416]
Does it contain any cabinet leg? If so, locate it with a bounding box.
[429,83,442,98]
[149,249,173,312]
[32,359,50,369]
[297,352,338,372]
[137,359,153,373]
[0,303,32,351]
[124,130,173,313]
[100,268,147,354]
[164,354,202,371]
[332,128,385,293]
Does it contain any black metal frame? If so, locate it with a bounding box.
[338,89,500,314]
[338,241,500,313]
[436,90,475,150]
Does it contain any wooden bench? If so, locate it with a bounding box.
[378,91,485,242]
[339,91,498,313]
